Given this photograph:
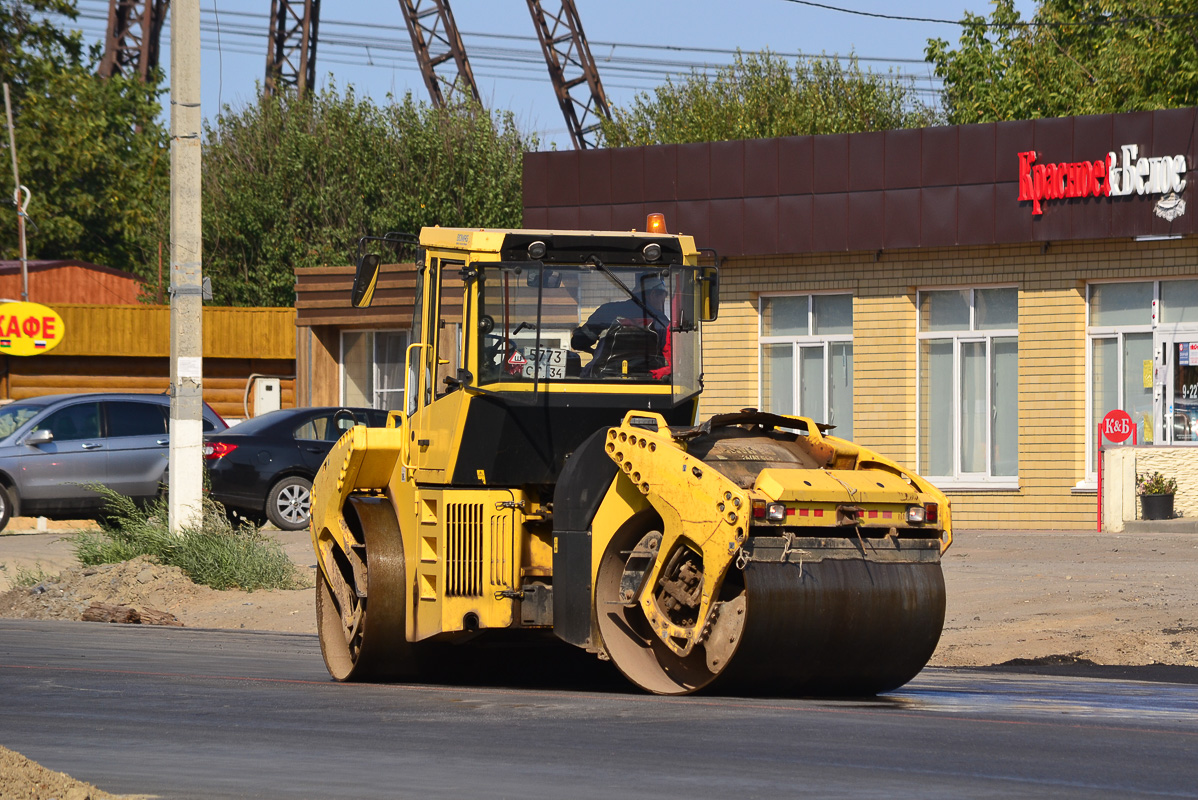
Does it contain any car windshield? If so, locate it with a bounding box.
[0,403,44,438]
[471,264,702,399]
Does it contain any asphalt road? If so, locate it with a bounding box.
[2,620,1197,799]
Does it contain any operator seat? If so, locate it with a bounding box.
[583,323,666,377]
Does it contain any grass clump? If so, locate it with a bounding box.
[3,563,55,588]
[72,485,306,591]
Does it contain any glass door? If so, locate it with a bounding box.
[1166,338,1198,443]
[1151,332,1198,445]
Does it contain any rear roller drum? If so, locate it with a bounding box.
[316,496,421,681]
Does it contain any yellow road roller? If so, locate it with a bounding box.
[309,220,951,695]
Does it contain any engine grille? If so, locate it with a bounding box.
[446,502,485,597]
[490,511,513,589]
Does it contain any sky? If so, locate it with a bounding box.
[65,0,1038,150]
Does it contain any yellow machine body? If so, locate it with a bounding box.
[310,224,951,695]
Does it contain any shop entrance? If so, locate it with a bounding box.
[1156,335,1198,445]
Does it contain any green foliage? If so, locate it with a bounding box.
[926,0,1198,124]
[1137,471,1178,495]
[0,0,83,82]
[600,50,942,147]
[0,0,169,280]
[201,86,532,307]
[72,484,306,591]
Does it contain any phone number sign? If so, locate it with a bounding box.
[0,302,65,356]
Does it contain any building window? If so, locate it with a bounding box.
[1087,282,1154,475]
[918,288,1018,484]
[341,330,408,410]
[759,293,853,439]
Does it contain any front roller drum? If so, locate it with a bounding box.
[316,495,422,681]
[722,556,945,695]
[596,531,946,696]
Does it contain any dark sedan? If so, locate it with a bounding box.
[204,406,390,530]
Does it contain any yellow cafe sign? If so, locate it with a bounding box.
[0,301,65,356]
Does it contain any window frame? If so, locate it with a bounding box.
[916,285,1020,490]
[757,291,854,437]
[339,328,409,411]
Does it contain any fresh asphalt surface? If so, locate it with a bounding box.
[2,621,1197,799]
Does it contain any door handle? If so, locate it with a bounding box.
[81,442,103,450]
[156,438,169,446]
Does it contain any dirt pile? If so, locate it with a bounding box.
[0,557,201,625]
[0,745,147,800]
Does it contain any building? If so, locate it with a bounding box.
[0,259,146,305]
[522,108,1198,530]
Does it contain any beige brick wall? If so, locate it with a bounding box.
[701,237,1198,530]
[1129,446,1198,520]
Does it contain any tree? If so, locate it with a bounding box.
[599,50,942,148]
[0,0,169,282]
[926,0,1198,124]
[201,86,532,307]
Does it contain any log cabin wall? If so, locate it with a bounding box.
[0,305,298,421]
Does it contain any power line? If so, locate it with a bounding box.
[67,0,942,90]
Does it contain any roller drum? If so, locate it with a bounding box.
[715,557,946,696]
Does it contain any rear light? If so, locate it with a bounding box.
[752,500,766,518]
[906,503,939,524]
[203,441,238,460]
[766,503,787,523]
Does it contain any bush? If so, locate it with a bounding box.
[72,485,306,591]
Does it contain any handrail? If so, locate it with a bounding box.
[401,342,430,470]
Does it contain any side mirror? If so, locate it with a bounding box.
[25,429,53,446]
[351,253,382,308]
[698,266,719,321]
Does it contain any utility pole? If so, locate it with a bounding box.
[169,0,204,533]
[3,83,29,302]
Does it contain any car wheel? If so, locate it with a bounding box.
[0,484,11,533]
[266,476,313,531]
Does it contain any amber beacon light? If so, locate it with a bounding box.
[646,213,667,233]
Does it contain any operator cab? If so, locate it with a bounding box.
[351,218,719,410]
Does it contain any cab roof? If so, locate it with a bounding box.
[419,226,699,260]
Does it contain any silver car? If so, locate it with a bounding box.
[0,393,227,531]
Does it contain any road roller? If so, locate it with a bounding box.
[309,220,952,695]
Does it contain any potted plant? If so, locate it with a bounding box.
[1137,471,1177,520]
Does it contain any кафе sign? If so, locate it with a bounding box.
[0,301,65,356]
[1017,144,1189,220]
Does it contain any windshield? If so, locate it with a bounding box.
[0,403,43,439]
[473,263,702,401]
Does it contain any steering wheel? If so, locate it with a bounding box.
[482,333,517,371]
